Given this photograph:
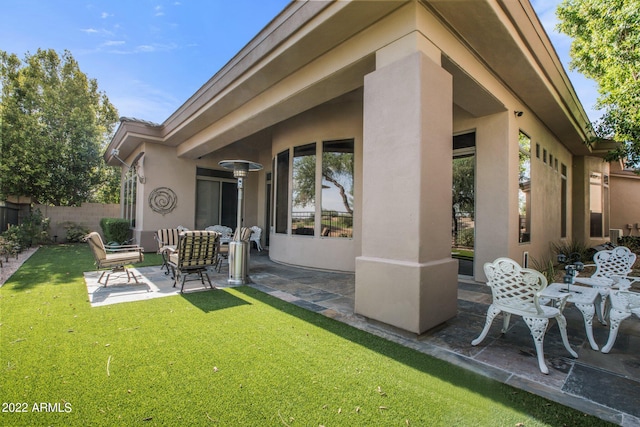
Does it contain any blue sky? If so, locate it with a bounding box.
[1,0,600,125]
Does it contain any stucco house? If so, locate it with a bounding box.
[106,0,616,334]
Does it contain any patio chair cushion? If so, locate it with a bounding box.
[85,232,144,286]
[155,229,181,251]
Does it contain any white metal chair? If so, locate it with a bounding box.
[601,284,640,353]
[574,246,638,321]
[472,257,578,374]
[85,232,144,287]
[250,226,263,251]
[206,225,233,241]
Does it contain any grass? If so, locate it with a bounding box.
[452,248,474,260]
[0,245,612,426]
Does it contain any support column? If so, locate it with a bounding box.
[355,49,457,334]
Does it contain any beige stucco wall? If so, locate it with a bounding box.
[572,156,610,248]
[124,143,265,252]
[609,162,640,239]
[269,94,362,272]
[34,203,120,243]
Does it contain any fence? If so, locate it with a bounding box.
[291,211,353,238]
[452,212,474,248]
[0,201,24,233]
[34,203,120,242]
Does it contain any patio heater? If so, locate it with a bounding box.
[219,160,263,285]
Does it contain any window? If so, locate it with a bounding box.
[195,169,237,230]
[123,168,137,227]
[561,163,567,238]
[519,132,531,243]
[604,174,610,238]
[273,139,355,238]
[292,143,316,235]
[590,172,603,237]
[589,171,610,238]
[322,140,354,238]
[275,150,290,234]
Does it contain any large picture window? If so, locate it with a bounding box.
[321,140,354,238]
[590,172,603,237]
[273,138,355,238]
[275,149,289,234]
[123,168,137,227]
[518,132,531,243]
[292,143,316,235]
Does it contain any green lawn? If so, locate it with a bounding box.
[0,245,611,426]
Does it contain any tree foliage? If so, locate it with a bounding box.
[292,152,354,214]
[0,49,119,205]
[556,0,640,168]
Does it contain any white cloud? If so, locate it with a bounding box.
[110,80,182,123]
[102,40,125,47]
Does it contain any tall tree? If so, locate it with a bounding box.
[556,0,640,168]
[0,49,119,205]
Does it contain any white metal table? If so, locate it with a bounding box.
[540,283,603,351]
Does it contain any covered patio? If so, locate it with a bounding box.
[84,250,640,426]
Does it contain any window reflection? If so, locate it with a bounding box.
[519,132,531,243]
[292,143,316,235]
[322,140,354,238]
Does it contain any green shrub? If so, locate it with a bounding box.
[550,239,592,263]
[100,217,131,244]
[530,253,558,284]
[619,236,640,254]
[62,222,90,243]
[21,209,50,246]
[457,227,475,248]
[0,209,49,251]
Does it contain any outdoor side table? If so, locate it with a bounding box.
[540,283,602,351]
[161,245,177,275]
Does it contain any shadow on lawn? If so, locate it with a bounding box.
[180,288,251,313]
[233,285,612,427]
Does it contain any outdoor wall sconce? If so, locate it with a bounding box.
[110,149,146,183]
[514,110,524,117]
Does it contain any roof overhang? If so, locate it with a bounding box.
[107,0,598,161]
[105,118,163,166]
[425,0,595,155]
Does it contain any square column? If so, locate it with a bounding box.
[355,50,457,334]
